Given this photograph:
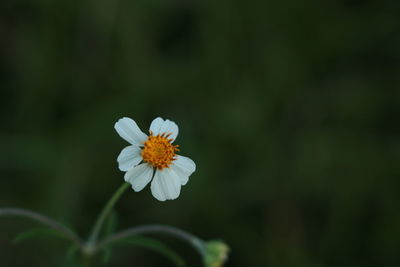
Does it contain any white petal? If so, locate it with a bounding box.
[117,146,142,171]
[149,117,179,141]
[124,163,154,192]
[149,117,164,133]
[150,168,181,201]
[171,155,196,185]
[176,172,189,186]
[115,117,148,146]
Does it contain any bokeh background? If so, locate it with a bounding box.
[1,0,400,266]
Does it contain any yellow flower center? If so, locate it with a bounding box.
[141,133,179,170]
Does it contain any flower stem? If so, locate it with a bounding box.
[0,208,82,247]
[82,253,92,267]
[97,224,206,255]
[86,182,130,248]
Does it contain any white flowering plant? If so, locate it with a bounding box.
[0,117,228,267]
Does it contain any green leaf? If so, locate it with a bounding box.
[13,227,69,244]
[65,244,80,261]
[113,236,185,267]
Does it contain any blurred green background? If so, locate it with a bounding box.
[1,0,400,266]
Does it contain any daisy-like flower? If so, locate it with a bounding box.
[114,117,196,201]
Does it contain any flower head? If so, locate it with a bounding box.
[114,117,196,201]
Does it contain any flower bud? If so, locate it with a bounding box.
[203,240,229,267]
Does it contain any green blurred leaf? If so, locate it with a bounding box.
[114,236,185,267]
[13,227,70,244]
[65,244,80,261]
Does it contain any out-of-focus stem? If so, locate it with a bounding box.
[85,182,130,249]
[0,207,82,247]
[97,224,205,255]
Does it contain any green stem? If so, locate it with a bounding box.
[0,208,82,248]
[96,224,205,255]
[86,182,130,248]
[82,253,92,267]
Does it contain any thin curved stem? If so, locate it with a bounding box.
[86,182,130,247]
[96,224,205,255]
[0,208,82,247]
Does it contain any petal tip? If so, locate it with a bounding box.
[123,172,130,182]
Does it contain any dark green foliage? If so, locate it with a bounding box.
[13,227,70,244]
[0,0,399,266]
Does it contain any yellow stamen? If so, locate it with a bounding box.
[141,132,179,170]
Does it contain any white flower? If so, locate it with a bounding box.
[114,117,196,201]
